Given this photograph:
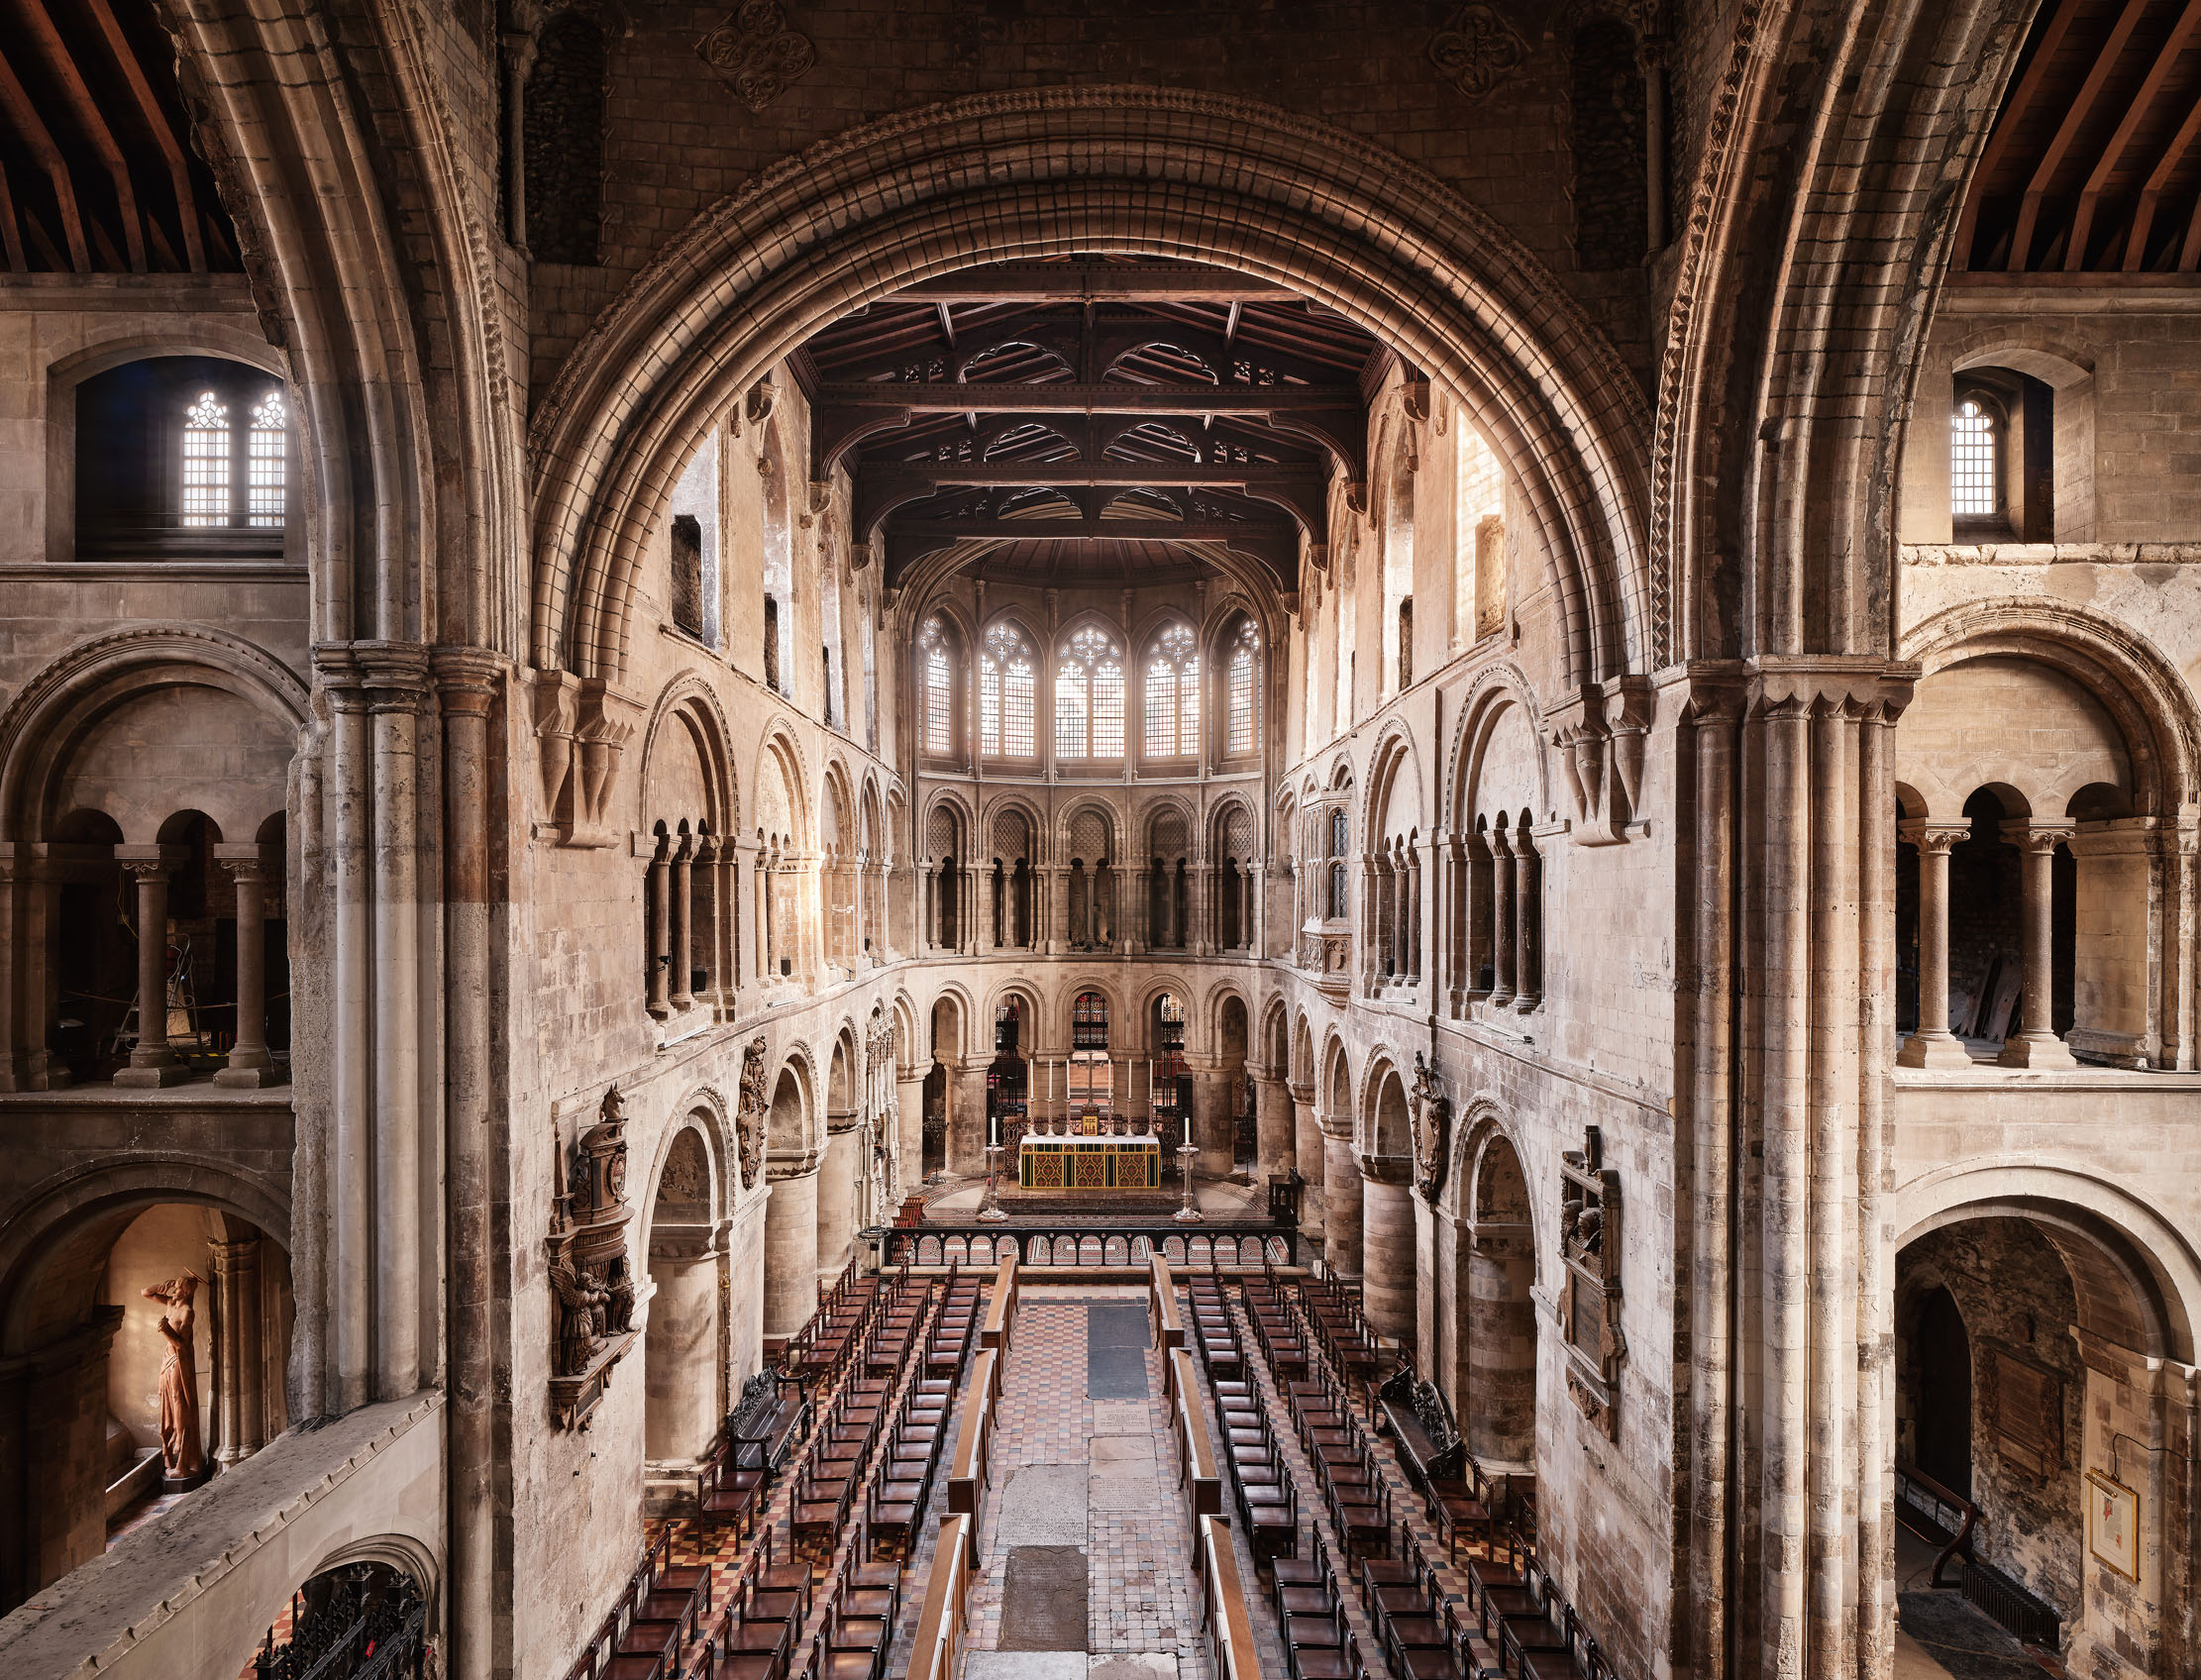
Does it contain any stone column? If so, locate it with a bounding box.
[1999,818,2078,1067]
[1321,1117,1362,1282]
[1513,832,1540,1010]
[1896,820,1975,1068]
[208,1229,263,1468]
[1189,1059,1232,1175]
[816,1116,860,1285]
[762,1164,820,1344]
[1252,1070,1292,1180]
[213,845,276,1087]
[1488,832,1517,1008]
[670,834,693,1011]
[114,846,185,1087]
[896,1062,929,1194]
[644,1225,723,1461]
[646,837,671,1017]
[1360,1160,1415,1345]
[1290,1085,1324,1243]
[1465,1222,1536,1467]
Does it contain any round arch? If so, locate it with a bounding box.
[528,87,1650,695]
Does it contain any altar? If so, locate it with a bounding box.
[1017,1120,1162,1190]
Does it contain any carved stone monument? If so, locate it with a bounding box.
[142,1273,205,1489]
[736,1035,769,1190]
[1408,1051,1451,1204]
[547,1086,639,1429]
[1558,1124,1625,1438]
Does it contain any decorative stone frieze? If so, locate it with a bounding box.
[696,2,816,112]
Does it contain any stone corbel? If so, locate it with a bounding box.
[1602,676,1655,835]
[1543,685,1616,845]
[533,672,640,847]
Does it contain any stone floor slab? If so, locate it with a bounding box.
[1089,1400,1148,1434]
[998,1545,1091,1650]
[996,1462,1091,1546]
[966,1652,1089,1680]
[1089,1655,1182,1679]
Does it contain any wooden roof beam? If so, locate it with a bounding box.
[14,0,144,270]
[0,45,88,270]
[2010,0,2151,271]
[2126,87,2201,267]
[891,262,1304,302]
[84,0,203,270]
[2070,0,2201,269]
[814,381,1361,414]
[1957,0,2083,264]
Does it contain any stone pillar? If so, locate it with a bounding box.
[114,846,185,1087]
[762,1165,820,1343]
[950,1063,989,1174]
[1998,819,2079,1068]
[1465,1223,1537,1467]
[645,1226,724,1461]
[1513,833,1540,1010]
[1190,1060,1232,1175]
[670,836,692,1011]
[896,1063,929,1193]
[1896,820,1974,1068]
[1322,1119,1362,1282]
[646,838,671,1017]
[1489,832,1517,1008]
[1360,1162,1416,1345]
[1291,1085,1324,1243]
[213,845,276,1087]
[817,1117,860,1285]
[1252,1071,1292,1180]
[208,1229,263,1467]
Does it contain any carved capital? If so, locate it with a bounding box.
[2002,818,2076,855]
[433,646,507,718]
[1898,819,1973,856]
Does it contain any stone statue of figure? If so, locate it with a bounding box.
[142,1274,204,1483]
[549,1255,607,1375]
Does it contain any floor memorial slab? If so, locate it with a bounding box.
[999,1544,1092,1649]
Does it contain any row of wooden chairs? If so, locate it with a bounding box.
[784,1260,889,1389]
[922,1266,983,1380]
[1294,1273,1383,1409]
[563,1525,716,1680]
[863,1374,957,1559]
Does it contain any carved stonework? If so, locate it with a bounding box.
[736,1035,769,1190]
[1429,4,1530,102]
[548,1087,639,1429]
[531,672,638,847]
[697,2,816,112]
[1409,1051,1451,1204]
[1558,1124,1624,1438]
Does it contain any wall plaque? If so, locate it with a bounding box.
[2086,1470,2139,1581]
[1982,1344,2062,1478]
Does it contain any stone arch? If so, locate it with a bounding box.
[529,87,1652,697]
[1359,1048,1411,1159]
[0,629,310,843]
[1059,978,1122,1052]
[921,788,974,863]
[1257,995,1290,1079]
[765,1044,815,1156]
[1445,662,1549,832]
[1443,1104,1539,1467]
[639,677,740,836]
[927,985,974,1065]
[1291,1010,1316,1089]
[752,724,810,848]
[1060,800,1118,864]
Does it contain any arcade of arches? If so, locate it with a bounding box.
[0,6,2197,1680]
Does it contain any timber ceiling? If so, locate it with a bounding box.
[792,258,1385,597]
[1958,0,2201,278]
[0,0,239,274]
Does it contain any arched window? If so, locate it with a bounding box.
[76,357,291,560]
[1142,621,1200,759]
[1327,807,1350,919]
[181,391,229,526]
[1056,625,1125,760]
[248,391,286,526]
[1455,419,1506,644]
[1950,396,2000,520]
[919,617,956,756]
[1225,619,1261,756]
[980,622,1038,759]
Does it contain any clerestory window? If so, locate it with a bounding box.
[1056,625,1125,760]
[1143,621,1201,759]
[980,622,1038,759]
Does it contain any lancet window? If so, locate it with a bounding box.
[1056,626,1125,760]
[980,622,1038,759]
[1142,621,1200,759]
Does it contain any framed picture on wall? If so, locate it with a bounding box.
[2086,1470,2140,1582]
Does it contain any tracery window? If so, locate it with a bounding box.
[1950,397,1998,519]
[920,617,955,756]
[181,392,229,526]
[1226,620,1261,755]
[1056,625,1125,760]
[980,622,1038,759]
[248,391,286,527]
[1142,621,1201,759]
[1069,990,1112,1107]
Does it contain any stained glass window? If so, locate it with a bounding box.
[181,392,229,527]
[247,390,286,528]
[980,622,1036,758]
[1056,625,1124,759]
[1226,619,1260,755]
[1951,398,1997,518]
[920,617,954,755]
[1143,621,1199,758]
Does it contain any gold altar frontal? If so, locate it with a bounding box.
[1017,1134,1162,1191]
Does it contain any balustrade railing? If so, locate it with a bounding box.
[884,1222,1298,1271]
